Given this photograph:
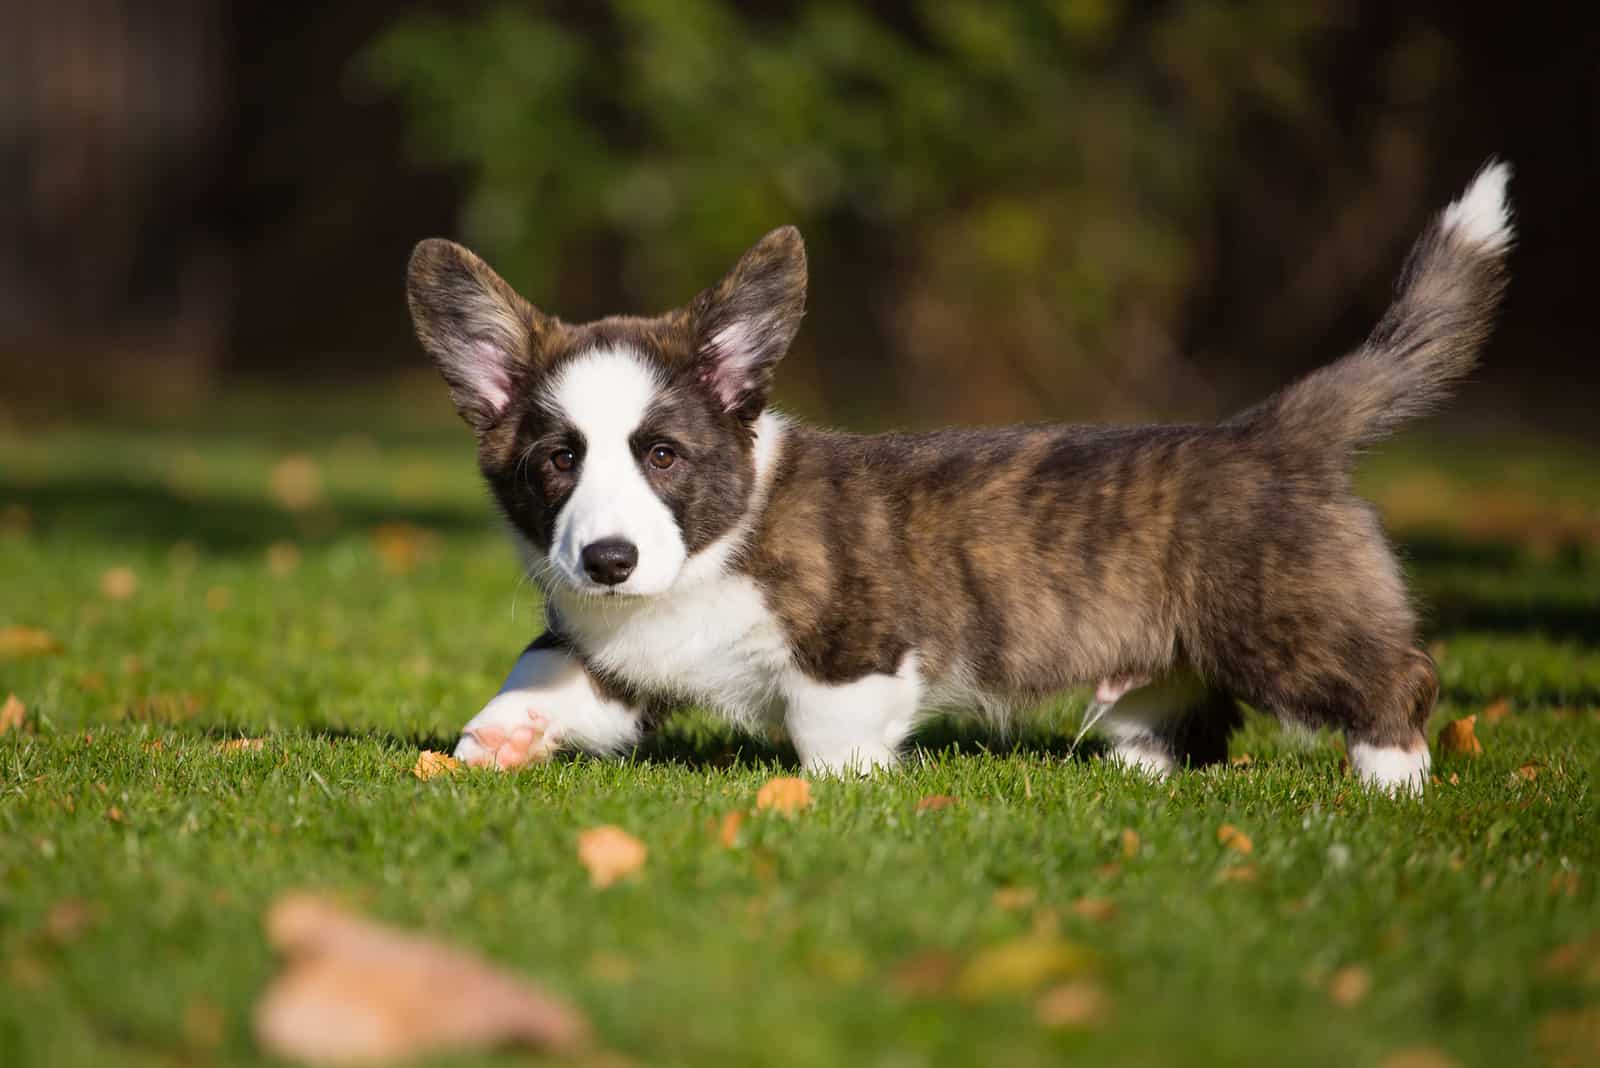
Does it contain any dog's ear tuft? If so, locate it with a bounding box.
[691,226,806,417]
[406,239,553,431]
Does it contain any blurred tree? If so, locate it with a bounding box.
[362,1,1419,424]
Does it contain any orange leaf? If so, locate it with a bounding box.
[1230,753,1253,766]
[100,566,138,600]
[1514,763,1541,782]
[1071,897,1117,923]
[1217,824,1254,855]
[1482,698,1511,723]
[411,750,461,781]
[1378,1048,1462,1068]
[1119,828,1140,859]
[1,694,24,734]
[1218,864,1258,883]
[219,738,267,754]
[1035,979,1110,1029]
[105,806,124,823]
[717,811,745,848]
[890,951,959,996]
[756,776,812,814]
[254,893,587,1063]
[992,886,1038,911]
[1328,965,1371,1006]
[1438,715,1483,757]
[0,625,60,660]
[268,455,323,512]
[576,826,647,888]
[916,794,959,811]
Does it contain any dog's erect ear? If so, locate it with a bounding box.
[691,226,807,417]
[406,239,554,431]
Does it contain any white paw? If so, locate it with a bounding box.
[1350,741,1431,795]
[454,691,559,770]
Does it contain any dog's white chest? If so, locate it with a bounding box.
[552,572,791,726]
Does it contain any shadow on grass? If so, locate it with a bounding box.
[4,475,488,554]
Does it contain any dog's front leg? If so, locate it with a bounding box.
[783,666,921,775]
[454,636,642,769]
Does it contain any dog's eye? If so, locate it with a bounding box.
[550,448,576,472]
[647,444,677,470]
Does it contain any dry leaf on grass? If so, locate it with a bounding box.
[411,751,460,781]
[1070,897,1117,923]
[755,777,812,814]
[1035,979,1110,1029]
[991,887,1038,911]
[1438,715,1483,757]
[270,456,324,512]
[45,899,96,943]
[916,794,959,811]
[577,827,647,888]
[219,738,267,754]
[1328,965,1371,1006]
[1482,698,1511,723]
[1217,824,1254,855]
[716,811,745,848]
[254,893,587,1065]
[0,625,60,660]
[955,937,1093,999]
[1218,864,1258,884]
[891,951,960,997]
[266,541,302,577]
[1,694,25,733]
[372,523,438,575]
[1378,1047,1463,1068]
[1514,763,1542,782]
[100,566,138,599]
[1119,828,1140,859]
[1538,1007,1600,1068]
[105,806,124,823]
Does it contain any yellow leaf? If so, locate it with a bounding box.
[756,776,812,814]
[1217,823,1254,855]
[268,455,323,511]
[991,886,1038,911]
[1218,864,1258,883]
[218,738,266,754]
[1119,828,1140,859]
[1,693,24,734]
[1070,897,1117,923]
[1438,715,1483,757]
[411,750,461,781]
[0,625,60,660]
[1035,979,1110,1029]
[205,586,233,611]
[100,566,138,600]
[265,541,301,577]
[577,826,647,888]
[955,937,1093,998]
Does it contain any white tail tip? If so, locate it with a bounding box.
[1440,159,1514,253]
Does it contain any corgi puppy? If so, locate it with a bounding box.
[406,162,1512,793]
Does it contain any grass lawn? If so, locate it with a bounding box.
[2,392,1597,1067]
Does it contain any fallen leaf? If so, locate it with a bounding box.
[1328,965,1371,1006]
[1231,753,1253,766]
[1070,897,1117,923]
[716,810,745,848]
[220,738,267,754]
[206,586,233,611]
[755,776,811,815]
[1378,1047,1463,1068]
[956,937,1092,998]
[1,694,25,733]
[1119,828,1140,859]
[105,806,124,823]
[1548,871,1581,898]
[890,951,959,996]
[1515,763,1542,782]
[577,827,647,888]
[916,794,959,811]
[266,541,302,577]
[1218,864,1258,883]
[45,899,95,943]
[992,887,1038,911]
[0,625,60,659]
[1539,934,1600,982]
[100,566,138,599]
[1217,824,1254,855]
[183,997,226,1049]
[1035,979,1110,1029]
[372,523,437,575]
[411,750,460,781]
[269,455,324,511]
[1438,715,1483,757]
[1482,698,1511,723]
[255,893,587,1064]
[1538,1006,1600,1068]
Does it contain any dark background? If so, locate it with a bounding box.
[2,0,1595,433]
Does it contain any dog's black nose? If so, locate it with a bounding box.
[581,538,638,586]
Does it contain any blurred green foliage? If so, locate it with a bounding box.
[362,1,1344,420]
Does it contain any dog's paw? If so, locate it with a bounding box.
[454,692,559,770]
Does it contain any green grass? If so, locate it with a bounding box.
[2,395,1598,1067]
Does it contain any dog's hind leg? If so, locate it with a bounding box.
[1096,671,1241,776]
[1344,647,1438,795]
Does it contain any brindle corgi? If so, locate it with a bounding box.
[406,162,1512,793]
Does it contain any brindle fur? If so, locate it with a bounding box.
[408,182,1509,769]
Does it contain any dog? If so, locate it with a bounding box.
[405,161,1512,793]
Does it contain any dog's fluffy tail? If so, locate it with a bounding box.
[1243,160,1514,452]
